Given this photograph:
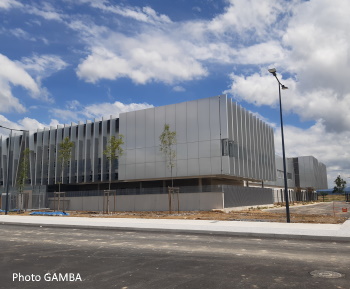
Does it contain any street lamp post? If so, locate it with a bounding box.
[0,125,28,215]
[268,68,291,223]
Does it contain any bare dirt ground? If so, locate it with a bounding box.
[4,199,349,224]
[5,210,348,224]
[63,195,349,224]
[73,210,347,224]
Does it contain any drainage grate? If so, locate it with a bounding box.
[310,270,344,279]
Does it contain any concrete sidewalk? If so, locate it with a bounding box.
[1,215,350,241]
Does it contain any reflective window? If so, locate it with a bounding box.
[221,139,229,156]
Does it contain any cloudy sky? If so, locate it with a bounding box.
[1,0,349,187]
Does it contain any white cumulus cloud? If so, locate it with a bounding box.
[76,33,208,84]
[0,54,40,113]
[0,0,22,10]
[50,100,154,122]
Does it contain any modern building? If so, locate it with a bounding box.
[262,155,328,203]
[292,156,327,190]
[0,95,327,211]
[118,95,276,186]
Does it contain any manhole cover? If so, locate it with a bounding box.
[310,270,344,278]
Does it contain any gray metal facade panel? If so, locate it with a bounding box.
[0,138,2,182]
[243,107,249,178]
[11,135,19,186]
[165,104,176,133]
[246,113,252,179]
[198,98,211,142]
[135,148,146,166]
[227,100,234,175]
[145,146,156,163]
[126,148,136,165]
[259,122,265,181]
[176,143,187,160]
[176,159,188,177]
[135,110,146,157]
[242,109,248,177]
[199,157,211,175]
[63,126,71,183]
[126,111,136,150]
[210,139,221,175]
[186,100,199,143]
[135,163,145,179]
[247,110,253,178]
[231,101,238,176]
[251,115,258,179]
[263,123,269,181]
[175,102,187,144]
[2,141,8,186]
[188,142,199,159]
[232,103,239,176]
[198,140,211,158]
[270,129,276,181]
[221,155,230,175]
[211,156,221,174]
[126,163,136,179]
[154,106,166,150]
[235,104,242,177]
[84,122,92,182]
[145,162,156,178]
[35,131,43,185]
[210,139,221,158]
[119,113,127,142]
[29,133,35,184]
[48,127,55,185]
[239,108,245,177]
[70,125,77,183]
[188,158,199,176]
[209,96,221,140]
[155,161,166,178]
[145,108,155,148]
[92,122,99,182]
[77,122,84,183]
[41,129,49,185]
[270,127,275,180]
[260,120,265,180]
[257,120,264,180]
[155,144,162,163]
[247,111,254,179]
[219,95,228,140]
[0,137,2,181]
[54,128,63,184]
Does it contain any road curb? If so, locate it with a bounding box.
[2,221,350,242]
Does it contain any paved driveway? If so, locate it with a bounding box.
[265,201,350,217]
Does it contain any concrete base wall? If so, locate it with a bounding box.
[48,192,224,212]
[272,189,318,203]
[223,186,273,208]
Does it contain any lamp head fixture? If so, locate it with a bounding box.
[268,68,277,76]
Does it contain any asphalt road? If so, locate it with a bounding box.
[1,224,349,289]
